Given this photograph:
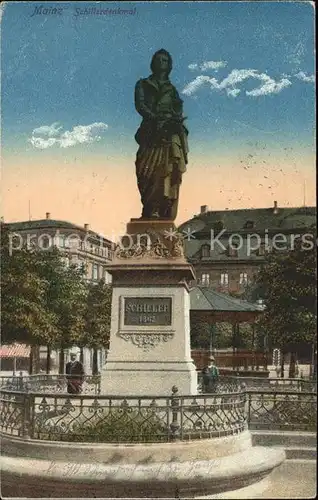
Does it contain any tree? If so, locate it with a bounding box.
[255,237,316,377]
[190,320,211,349]
[1,225,58,373]
[32,248,88,373]
[1,225,88,374]
[190,320,241,350]
[79,280,112,374]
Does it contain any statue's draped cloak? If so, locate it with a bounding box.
[135,75,188,218]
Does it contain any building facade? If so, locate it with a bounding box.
[179,202,316,296]
[6,212,115,284]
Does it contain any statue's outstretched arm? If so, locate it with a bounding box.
[135,80,155,120]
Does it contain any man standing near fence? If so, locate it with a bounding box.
[65,352,85,394]
[202,356,219,393]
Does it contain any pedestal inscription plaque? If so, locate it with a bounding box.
[124,297,172,326]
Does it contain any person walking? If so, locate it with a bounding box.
[65,352,85,394]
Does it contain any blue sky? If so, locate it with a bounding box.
[1,1,316,235]
[2,1,315,151]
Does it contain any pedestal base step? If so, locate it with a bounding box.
[1,446,285,498]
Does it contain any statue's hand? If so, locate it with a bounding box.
[156,119,167,130]
[157,112,171,121]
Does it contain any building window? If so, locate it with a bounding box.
[58,235,65,248]
[85,242,93,253]
[69,237,79,249]
[104,270,112,284]
[39,235,51,250]
[92,264,99,280]
[201,244,210,258]
[228,246,238,257]
[220,272,229,286]
[239,272,248,285]
[227,237,240,257]
[201,273,210,286]
[104,247,109,258]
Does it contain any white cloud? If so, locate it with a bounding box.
[32,122,63,137]
[226,88,241,98]
[29,137,57,149]
[188,60,227,72]
[29,122,109,149]
[182,68,292,98]
[218,69,260,89]
[0,3,7,23]
[200,61,227,72]
[246,76,292,97]
[294,71,315,83]
[182,75,212,96]
[59,123,108,148]
[287,41,306,67]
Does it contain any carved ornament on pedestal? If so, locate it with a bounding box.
[119,331,174,351]
[115,231,184,260]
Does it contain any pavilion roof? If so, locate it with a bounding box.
[190,286,262,312]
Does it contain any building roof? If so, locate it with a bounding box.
[190,286,262,312]
[179,206,316,234]
[5,219,114,246]
[0,344,30,358]
[7,219,81,231]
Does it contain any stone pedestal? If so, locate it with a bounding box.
[100,219,198,396]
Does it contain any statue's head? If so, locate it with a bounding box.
[150,49,172,76]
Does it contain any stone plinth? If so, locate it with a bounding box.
[101,218,198,396]
[1,431,286,498]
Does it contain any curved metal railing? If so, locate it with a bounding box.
[0,382,247,443]
[1,376,316,443]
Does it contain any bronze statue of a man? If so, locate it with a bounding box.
[134,49,189,220]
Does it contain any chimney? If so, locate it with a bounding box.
[273,201,279,214]
[84,223,90,231]
[46,212,51,220]
[200,205,208,214]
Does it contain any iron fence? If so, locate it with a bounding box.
[196,373,316,393]
[224,377,316,393]
[247,390,317,431]
[0,374,101,394]
[1,377,316,443]
[0,384,247,442]
[2,373,315,395]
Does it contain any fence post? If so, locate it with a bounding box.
[21,392,32,438]
[18,372,24,391]
[247,392,251,427]
[170,386,180,441]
